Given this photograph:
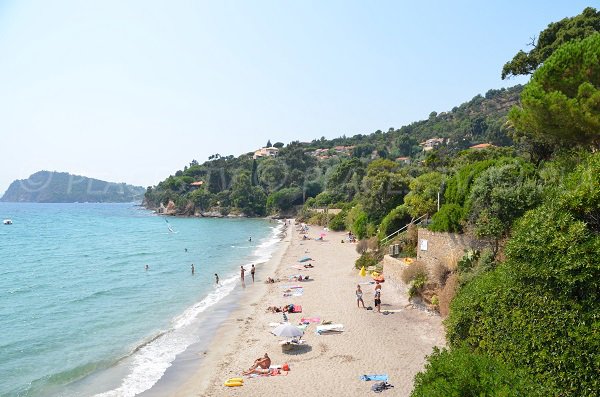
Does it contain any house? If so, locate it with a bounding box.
[190,181,204,187]
[469,143,495,150]
[253,147,280,159]
[419,138,445,152]
[396,156,411,165]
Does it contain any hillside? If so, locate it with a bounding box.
[1,171,145,203]
[144,84,523,216]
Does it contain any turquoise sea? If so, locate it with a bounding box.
[0,203,282,397]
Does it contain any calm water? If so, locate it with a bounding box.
[0,203,281,397]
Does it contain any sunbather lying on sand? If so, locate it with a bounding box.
[292,275,310,281]
[242,353,271,375]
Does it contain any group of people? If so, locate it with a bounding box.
[240,264,256,283]
[356,281,382,312]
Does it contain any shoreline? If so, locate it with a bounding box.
[168,221,294,396]
[169,222,445,396]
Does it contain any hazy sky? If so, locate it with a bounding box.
[0,1,593,193]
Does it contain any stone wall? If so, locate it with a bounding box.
[416,228,486,271]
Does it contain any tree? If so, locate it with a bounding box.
[230,171,266,215]
[266,187,302,213]
[465,161,541,255]
[273,141,284,148]
[403,172,445,218]
[359,159,410,223]
[257,158,288,193]
[326,158,366,201]
[508,33,600,150]
[502,7,600,79]
[266,139,272,147]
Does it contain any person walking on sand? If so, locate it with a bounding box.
[215,273,219,285]
[191,264,195,275]
[251,264,256,283]
[374,281,382,313]
[356,285,366,308]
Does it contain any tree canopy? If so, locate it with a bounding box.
[502,7,600,79]
[509,33,600,150]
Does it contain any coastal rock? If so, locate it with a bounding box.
[201,210,224,218]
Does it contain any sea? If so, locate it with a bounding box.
[0,202,283,397]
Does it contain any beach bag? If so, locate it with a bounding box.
[282,363,290,371]
[371,382,394,393]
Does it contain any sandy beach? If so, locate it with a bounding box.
[173,222,445,397]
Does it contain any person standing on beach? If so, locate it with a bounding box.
[356,285,366,308]
[374,281,382,313]
[251,264,256,283]
[215,273,219,285]
[240,266,245,280]
[191,264,195,275]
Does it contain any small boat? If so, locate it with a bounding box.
[3,219,13,225]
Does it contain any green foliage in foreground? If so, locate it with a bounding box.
[444,153,600,396]
[411,346,545,397]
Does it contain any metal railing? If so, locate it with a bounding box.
[380,213,428,245]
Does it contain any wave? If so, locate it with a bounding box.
[92,277,239,397]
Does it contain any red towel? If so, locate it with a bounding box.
[292,305,302,313]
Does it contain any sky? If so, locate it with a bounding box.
[0,0,594,193]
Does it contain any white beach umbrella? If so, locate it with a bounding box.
[271,323,304,338]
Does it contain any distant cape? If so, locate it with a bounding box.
[0,171,146,203]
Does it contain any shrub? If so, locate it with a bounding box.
[411,346,546,397]
[438,273,458,317]
[355,251,379,270]
[377,204,411,240]
[429,203,464,232]
[430,262,450,286]
[355,239,368,254]
[401,261,427,284]
[328,211,346,231]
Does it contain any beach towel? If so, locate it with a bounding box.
[316,324,344,334]
[300,317,321,323]
[360,374,389,381]
[291,305,302,313]
[298,257,312,262]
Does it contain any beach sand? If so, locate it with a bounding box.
[172,223,445,396]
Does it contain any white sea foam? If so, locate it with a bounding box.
[93,276,237,397]
[93,222,283,397]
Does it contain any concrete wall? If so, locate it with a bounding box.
[416,228,486,271]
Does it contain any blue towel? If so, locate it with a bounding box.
[360,374,388,381]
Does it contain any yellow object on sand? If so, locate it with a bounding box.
[371,271,380,277]
[228,378,244,383]
[359,266,366,277]
[224,380,243,387]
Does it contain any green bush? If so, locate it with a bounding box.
[444,153,600,396]
[411,346,546,397]
[377,205,411,240]
[354,251,379,270]
[429,203,464,233]
[328,211,346,231]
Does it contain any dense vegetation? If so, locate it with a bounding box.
[144,86,522,216]
[146,7,600,395]
[411,10,600,397]
[0,171,145,203]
